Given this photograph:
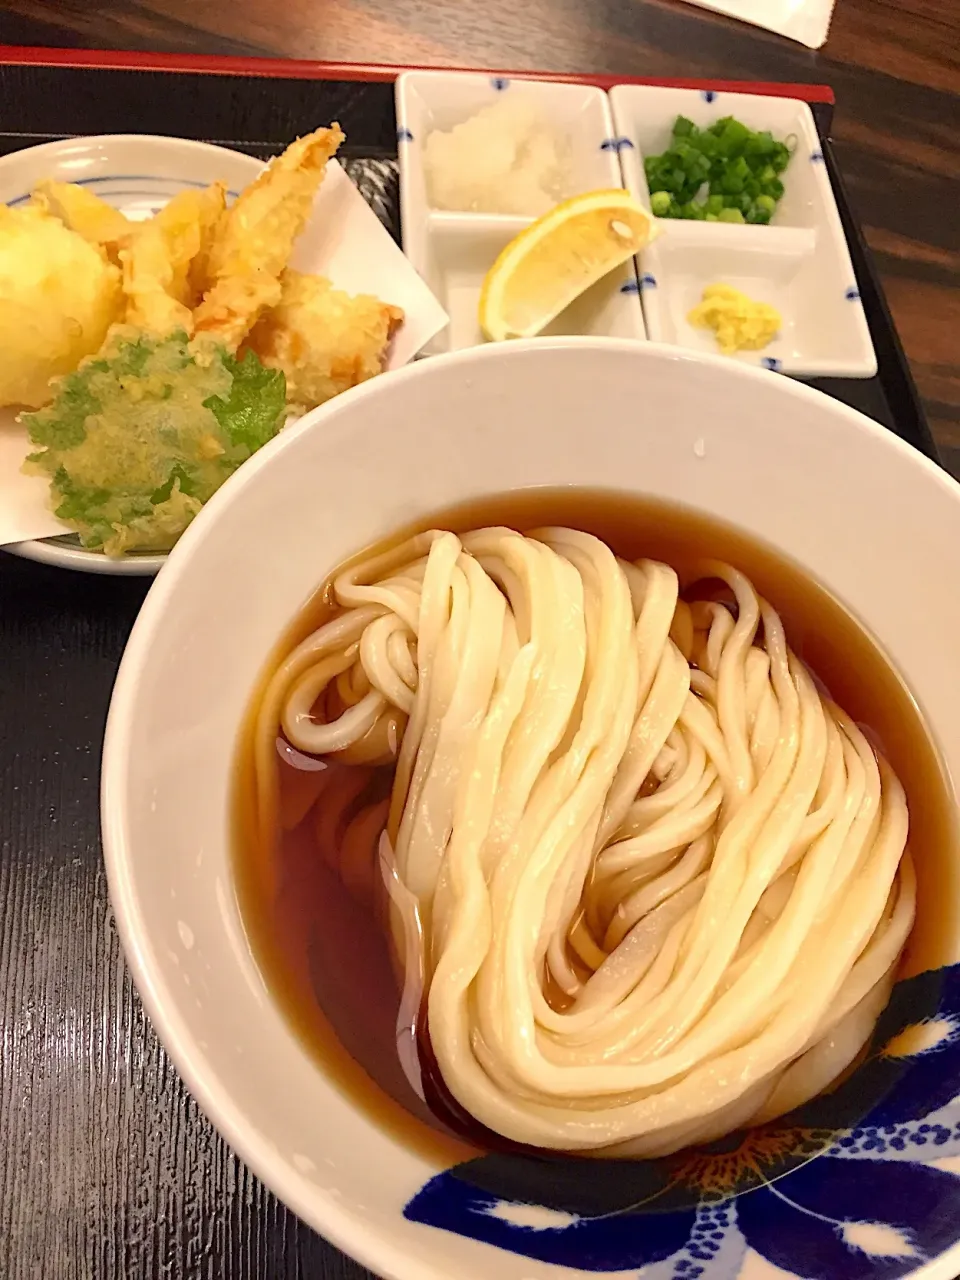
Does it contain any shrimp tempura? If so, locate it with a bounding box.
[246,270,403,409]
[193,125,344,349]
[119,183,227,335]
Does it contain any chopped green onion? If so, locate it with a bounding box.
[641,114,793,223]
[746,204,772,224]
[679,200,707,220]
[718,118,750,156]
[744,130,776,159]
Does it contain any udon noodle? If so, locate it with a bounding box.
[252,527,915,1158]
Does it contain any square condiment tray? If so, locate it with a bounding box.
[396,72,875,377]
[397,72,646,353]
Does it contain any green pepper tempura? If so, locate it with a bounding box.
[23,328,287,556]
[645,115,793,224]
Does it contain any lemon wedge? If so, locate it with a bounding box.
[478,189,653,342]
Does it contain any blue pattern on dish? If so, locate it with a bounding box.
[9,173,241,211]
[620,279,641,295]
[846,286,862,301]
[397,127,415,143]
[405,963,960,1277]
[701,90,718,103]
[761,357,783,371]
[491,77,510,91]
[600,137,635,152]
[811,149,825,163]
[640,273,658,289]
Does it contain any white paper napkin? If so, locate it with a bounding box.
[673,0,836,49]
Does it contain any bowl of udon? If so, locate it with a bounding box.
[102,337,960,1280]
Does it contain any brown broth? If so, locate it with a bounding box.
[232,488,960,1163]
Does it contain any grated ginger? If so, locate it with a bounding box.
[687,283,781,355]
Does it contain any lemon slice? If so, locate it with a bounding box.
[479,189,653,342]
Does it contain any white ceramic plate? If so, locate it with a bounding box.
[0,132,449,575]
[609,85,877,379]
[395,71,646,354]
[0,134,263,576]
[102,339,960,1280]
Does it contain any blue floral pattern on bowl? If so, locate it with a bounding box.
[406,963,960,1276]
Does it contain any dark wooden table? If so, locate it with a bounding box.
[0,4,957,1280]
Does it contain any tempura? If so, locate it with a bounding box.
[246,270,403,409]
[7,123,405,554]
[193,125,345,348]
[0,205,121,408]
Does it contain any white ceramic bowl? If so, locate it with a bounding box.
[102,339,960,1280]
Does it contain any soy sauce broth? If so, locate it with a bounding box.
[232,488,959,1163]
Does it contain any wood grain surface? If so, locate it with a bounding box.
[0,557,373,1279]
[0,4,956,1280]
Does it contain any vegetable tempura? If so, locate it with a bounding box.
[0,205,121,408]
[23,328,286,555]
[31,178,133,251]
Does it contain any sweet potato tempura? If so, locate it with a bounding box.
[246,270,403,409]
[193,125,345,349]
